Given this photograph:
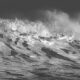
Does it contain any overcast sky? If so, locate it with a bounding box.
[0,0,79,19]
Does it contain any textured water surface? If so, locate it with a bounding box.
[0,11,80,80]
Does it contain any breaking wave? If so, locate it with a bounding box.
[0,10,80,80]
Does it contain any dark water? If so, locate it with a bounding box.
[0,36,80,80]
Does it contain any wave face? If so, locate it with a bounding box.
[0,10,80,80]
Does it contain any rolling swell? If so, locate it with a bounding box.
[0,17,80,80]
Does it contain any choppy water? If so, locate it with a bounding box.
[0,18,80,80]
